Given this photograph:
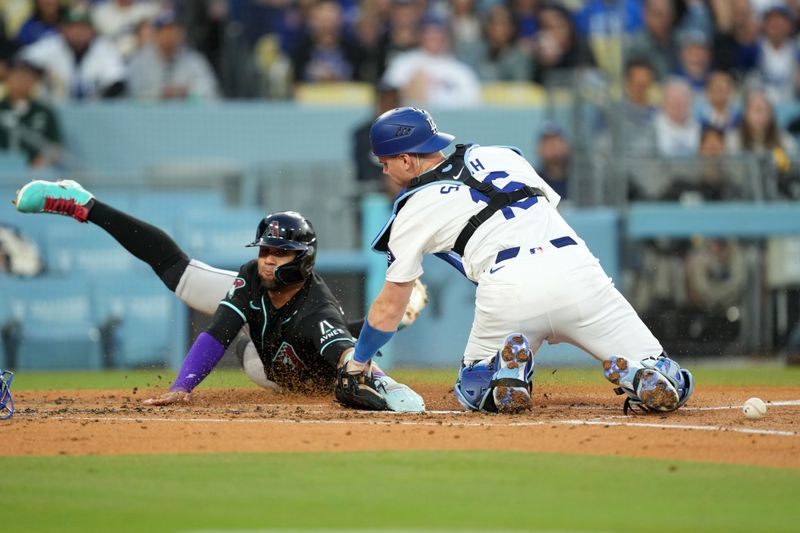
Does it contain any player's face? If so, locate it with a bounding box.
[378,154,416,185]
[257,246,298,288]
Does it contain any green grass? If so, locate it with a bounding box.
[2,451,798,533]
[12,364,800,391]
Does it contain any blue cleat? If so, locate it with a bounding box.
[603,356,680,413]
[491,333,534,413]
[14,179,94,222]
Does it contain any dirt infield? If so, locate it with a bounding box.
[3,383,799,468]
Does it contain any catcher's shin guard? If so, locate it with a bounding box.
[603,355,694,414]
[455,333,535,413]
[0,370,14,420]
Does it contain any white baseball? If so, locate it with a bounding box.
[742,397,767,420]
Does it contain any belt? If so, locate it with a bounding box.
[494,236,577,264]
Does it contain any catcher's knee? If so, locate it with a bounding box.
[603,353,694,414]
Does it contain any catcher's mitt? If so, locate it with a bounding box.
[335,364,388,411]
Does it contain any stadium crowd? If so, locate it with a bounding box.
[0,0,799,359]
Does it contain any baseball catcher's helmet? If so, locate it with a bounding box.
[247,211,317,286]
[0,370,14,420]
[370,107,455,157]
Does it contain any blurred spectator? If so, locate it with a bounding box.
[710,0,760,77]
[574,0,643,77]
[290,0,362,82]
[654,77,700,157]
[0,59,62,167]
[530,2,596,86]
[536,124,571,200]
[20,6,126,101]
[573,0,644,38]
[0,222,44,277]
[456,3,531,81]
[0,12,19,87]
[171,0,229,78]
[726,88,797,157]
[447,0,481,53]
[127,12,219,100]
[227,0,307,54]
[752,5,798,104]
[699,70,741,134]
[673,29,712,95]
[625,0,679,80]
[620,57,657,156]
[684,237,747,352]
[510,0,540,55]
[376,0,425,79]
[352,83,402,199]
[351,7,384,83]
[727,88,799,199]
[381,16,481,108]
[91,0,161,61]
[15,0,65,48]
[663,126,743,202]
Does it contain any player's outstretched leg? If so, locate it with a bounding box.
[14,179,95,222]
[603,354,694,414]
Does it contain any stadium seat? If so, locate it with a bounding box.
[4,278,102,370]
[43,225,148,276]
[177,208,265,270]
[90,276,184,368]
[294,82,374,105]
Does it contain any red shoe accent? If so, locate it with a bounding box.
[43,197,90,222]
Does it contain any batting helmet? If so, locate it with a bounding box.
[247,211,317,287]
[369,107,455,157]
[0,370,14,420]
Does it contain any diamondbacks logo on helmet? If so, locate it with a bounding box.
[227,277,246,298]
[267,221,280,238]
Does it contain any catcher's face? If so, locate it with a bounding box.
[257,246,298,288]
[378,154,419,186]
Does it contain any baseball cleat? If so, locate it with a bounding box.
[636,370,680,411]
[13,179,95,222]
[491,333,534,413]
[603,356,680,412]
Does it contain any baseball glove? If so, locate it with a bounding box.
[400,278,428,328]
[335,364,388,411]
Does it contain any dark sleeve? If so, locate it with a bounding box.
[205,264,251,347]
[304,306,356,368]
[346,318,364,337]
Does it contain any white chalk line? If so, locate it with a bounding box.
[31,412,799,438]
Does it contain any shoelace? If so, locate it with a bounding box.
[44,196,79,216]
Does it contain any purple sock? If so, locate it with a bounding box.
[169,332,226,393]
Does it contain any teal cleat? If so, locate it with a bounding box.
[14,180,95,222]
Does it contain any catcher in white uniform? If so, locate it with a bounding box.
[342,107,694,414]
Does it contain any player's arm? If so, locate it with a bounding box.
[345,278,428,336]
[144,269,250,406]
[347,279,415,371]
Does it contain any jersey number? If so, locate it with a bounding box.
[469,171,538,219]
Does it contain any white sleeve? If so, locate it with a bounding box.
[19,39,53,67]
[384,208,430,283]
[92,40,127,89]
